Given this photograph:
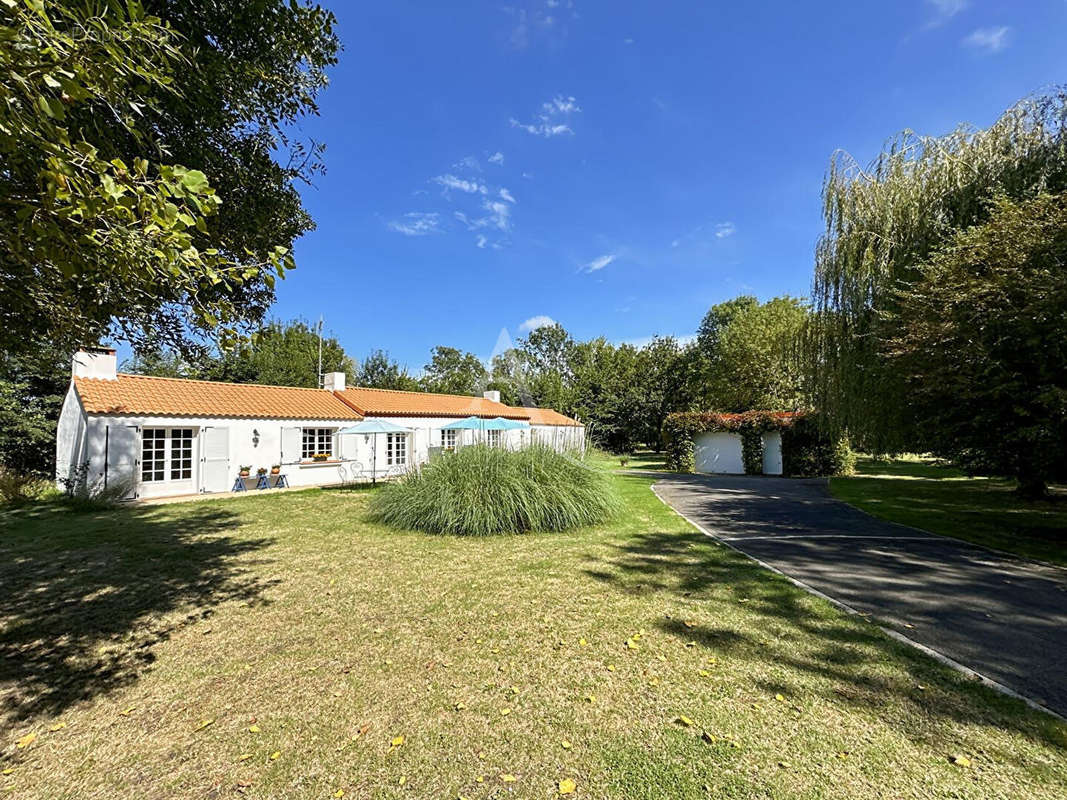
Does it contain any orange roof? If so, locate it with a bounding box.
[74,374,362,420]
[335,386,530,420]
[510,406,582,427]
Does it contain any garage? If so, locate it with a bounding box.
[694,432,744,474]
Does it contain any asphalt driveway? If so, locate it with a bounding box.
[653,473,1067,717]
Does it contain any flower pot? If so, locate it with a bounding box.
[239,471,250,478]
[270,468,280,475]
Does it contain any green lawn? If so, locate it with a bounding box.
[831,456,1067,565]
[2,474,1065,799]
[589,449,670,472]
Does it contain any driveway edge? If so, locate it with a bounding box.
[649,483,1067,723]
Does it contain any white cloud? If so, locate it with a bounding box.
[387,212,441,236]
[499,187,516,203]
[454,155,481,171]
[455,199,512,232]
[715,221,736,238]
[962,26,1010,53]
[623,37,634,45]
[924,0,968,28]
[488,151,505,165]
[582,253,616,273]
[433,174,488,194]
[519,315,557,333]
[511,94,581,137]
[475,234,488,249]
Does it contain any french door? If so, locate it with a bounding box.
[140,427,197,497]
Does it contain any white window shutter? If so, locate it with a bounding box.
[281,427,302,464]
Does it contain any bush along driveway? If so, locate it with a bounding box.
[653,473,1067,718]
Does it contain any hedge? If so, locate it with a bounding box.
[663,410,854,477]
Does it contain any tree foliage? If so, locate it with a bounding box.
[0,0,338,356]
[422,346,488,396]
[810,90,1067,453]
[886,193,1067,495]
[699,296,808,412]
[356,349,421,392]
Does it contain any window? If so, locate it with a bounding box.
[302,427,335,460]
[170,428,194,480]
[141,428,194,482]
[387,432,407,466]
[487,429,501,448]
[441,429,457,450]
[141,428,166,482]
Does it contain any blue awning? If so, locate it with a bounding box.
[441,416,511,431]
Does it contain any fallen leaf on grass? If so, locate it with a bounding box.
[2,768,14,775]
[501,708,511,716]
[118,706,136,716]
[561,740,572,750]
[559,777,577,795]
[195,719,214,731]
[48,722,67,732]
[454,702,466,711]
[16,732,37,749]
[579,638,588,646]
[584,695,596,703]
[625,639,640,651]
[701,731,716,744]
[390,735,405,748]
[607,664,616,672]
[398,776,406,786]
[675,716,694,727]
[774,694,786,703]
[270,751,281,761]
[248,725,260,733]
[237,753,252,762]
[333,789,344,798]
[500,774,517,783]
[949,754,972,767]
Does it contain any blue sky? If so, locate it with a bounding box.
[278,0,1067,371]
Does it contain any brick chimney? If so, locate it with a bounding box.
[72,347,117,380]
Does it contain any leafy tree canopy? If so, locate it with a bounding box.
[422,346,488,396]
[887,192,1067,495]
[356,349,421,392]
[0,0,338,357]
[810,89,1067,452]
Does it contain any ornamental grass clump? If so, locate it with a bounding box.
[369,443,619,535]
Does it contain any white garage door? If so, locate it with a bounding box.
[694,432,744,474]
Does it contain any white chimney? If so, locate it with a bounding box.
[483,390,501,403]
[324,371,346,392]
[72,347,117,381]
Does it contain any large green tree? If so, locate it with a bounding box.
[422,346,488,396]
[810,90,1067,453]
[356,350,421,392]
[696,296,808,412]
[887,193,1067,496]
[0,0,338,356]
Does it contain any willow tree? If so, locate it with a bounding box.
[809,90,1067,453]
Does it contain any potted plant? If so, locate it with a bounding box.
[270,464,281,475]
[313,452,329,462]
[239,465,252,477]
[256,467,268,476]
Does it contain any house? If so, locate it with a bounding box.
[56,348,585,500]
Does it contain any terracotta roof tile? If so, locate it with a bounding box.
[335,386,530,419]
[74,374,362,420]
[510,406,582,427]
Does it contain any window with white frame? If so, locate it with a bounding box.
[487,429,501,447]
[169,428,194,480]
[387,432,407,465]
[141,427,194,482]
[440,429,457,450]
[301,427,335,460]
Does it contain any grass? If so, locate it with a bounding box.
[370,444,619,535]
[589,449,670,472]
[831,456,1067,565]
[1,474,1065,799]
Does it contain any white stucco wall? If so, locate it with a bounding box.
[58,393,588,501]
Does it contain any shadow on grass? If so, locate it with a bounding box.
[584,525,1067,752]
[0,502,276,723]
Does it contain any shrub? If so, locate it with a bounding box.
[781,416,855,477]
[0,466,49,505]
[369,444,620,535]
